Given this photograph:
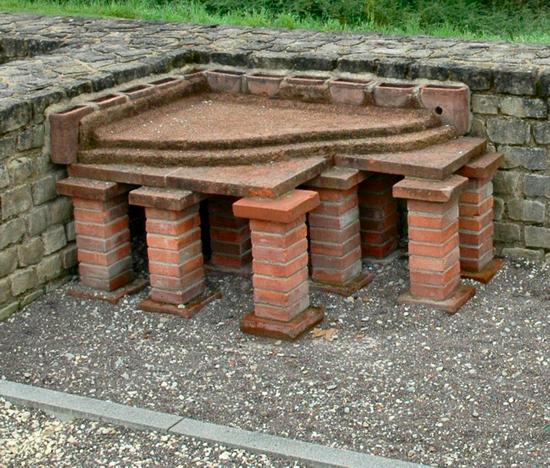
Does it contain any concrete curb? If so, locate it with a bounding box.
[0,380,424,468]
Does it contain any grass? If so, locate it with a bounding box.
[1,0,549,44]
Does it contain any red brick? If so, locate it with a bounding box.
[253,267,308,293]
[145,206,197,221]
[146,214,200,236]
[410,262,461,286]
[459,197,493,217]
[210,239,252,256]
[408,198,457,214]
[310,246,361,270]
[211,252,252,268]
[362,239,398,259]
[146,229,201,250]
[73,195,126,211]
[410,277,461,301]
[408,234,459,257]
[150,282,205,305]
[309,220,359,244]
[409,249,459,272]
[408,206,458,229]
[81,270,134,292]
[310,233,361,257]
[252,238,308,264]
[150,268,204,291]
[147,241,202,264]
[459,224,494,246]
[148,255,204,277]
[254,282,309,308]
[311,195,357,217]
[361,225,399,244]
[251,224,306,248]
[312,261,362,285]
[79,257,133,280]
[253,252,308,277]
[459,210,493,232]
[408,221,458,243]
[254,295,310,322]
[77,243,131,266]
[308,208,359,229]
[460,239,493,260]
[75,216,129,238]
[76,230,131,253]
[73,203,127,224]
[316,187,356,201]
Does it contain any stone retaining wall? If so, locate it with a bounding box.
[0,13,549,318]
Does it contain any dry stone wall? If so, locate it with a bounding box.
[0,13,549,318]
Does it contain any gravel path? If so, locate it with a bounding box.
[0,398,301,467]
[0,257,548,466]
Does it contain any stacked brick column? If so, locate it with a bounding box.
[358,174,401,259]
[207,196,252,275]
[233,190,323,339]
[56,178,135,294]
[393,175,476,314]
[305,167,373,295]
[129,187,217,317]
[458,152,504,283]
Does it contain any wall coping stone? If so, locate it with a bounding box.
[1,11,550,123]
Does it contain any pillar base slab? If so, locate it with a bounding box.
[311,270,374,297]
[68,278,147,305]
[204,262,252,277]
[461,258,504,284]
[398,284,475,315]
[241,306,324,340]
[139,289,222,318]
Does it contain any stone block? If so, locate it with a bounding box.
[502,247,544,261]
[523,175,550,198]
[486,118,530,145]
[499,146,548,171]
[0,163,9,189]
[1,185,32,219]
[0,99,31,134]
[499,97,547,118]
[0,277,11,304]
[10,267,38,296]
[31,175,58,205]
[471,94,499,114]
[494,222,521,242]
[20,289,44,307]
[494,68,537,95]
[7,157,33,185]
[48,197,73,225]
[0,136,17,162]
[533,122,550,144]
[42,225,67,255]
[0,302,19,321]
[507,200,546,223]
[60,244,78,269]
[0,219,25,249]
[25,205,49,237]
[493,171,522,195]
[37,254,63,283]
[525,226,550,249]
[66,221,76,242]
[493,197,504,220]
[17,237,44,267]
[0,247,18,278]
[17,124,45,151]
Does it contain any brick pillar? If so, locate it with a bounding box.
[458,152,504,283]
[56,178,135,295]
[129,187,219,317]
[393,176,476,314]
[233,190,324,340]
[308,186,374,295]
[358,174,400,260]
[207,196,252,275]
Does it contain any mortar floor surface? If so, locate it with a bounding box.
[0,257,548,466]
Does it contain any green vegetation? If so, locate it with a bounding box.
[1,0,549,43]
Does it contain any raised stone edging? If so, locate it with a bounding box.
[0,379,423,468]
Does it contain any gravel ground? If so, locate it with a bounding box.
[0,256,548,467]
[0,398,301,467]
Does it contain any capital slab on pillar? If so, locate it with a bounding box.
[393,175,476,314]
[233,190,324,339]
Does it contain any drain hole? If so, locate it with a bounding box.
[435,106,444,115]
